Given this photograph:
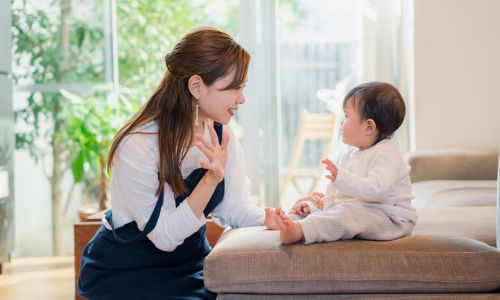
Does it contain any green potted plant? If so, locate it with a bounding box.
[61,89,137,220]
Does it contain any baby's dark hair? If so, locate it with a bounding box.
[343,82,405,142]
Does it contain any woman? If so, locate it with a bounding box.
[78,27,265,300]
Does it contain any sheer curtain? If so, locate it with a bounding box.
[239,0,280,207]
[238,0,413,207]
[359,0,413,152]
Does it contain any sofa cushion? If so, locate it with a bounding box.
[406,149,498,183]
[412,180,497,207]
[204,227,500,295]
[216,293,499,300]
[414,207,496,247]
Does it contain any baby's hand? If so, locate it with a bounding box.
[321,158,338,182]
[291,195,323,216]
[291,201,311,216]
[310,193,324,210]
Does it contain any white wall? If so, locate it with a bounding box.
[413,0,500,150]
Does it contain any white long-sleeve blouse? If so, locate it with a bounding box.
[102,121,264,252]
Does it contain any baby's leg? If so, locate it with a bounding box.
[297,202,413,244]
[274,207,305,245]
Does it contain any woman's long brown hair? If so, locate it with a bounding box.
[107,27,250,197]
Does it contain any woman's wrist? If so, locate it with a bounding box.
[204,171,222,186]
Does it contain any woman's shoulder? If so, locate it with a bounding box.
[119,121,158,157]
[131,120,158,134]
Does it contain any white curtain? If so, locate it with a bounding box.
[358,0,413,152]
[239,0,280,206]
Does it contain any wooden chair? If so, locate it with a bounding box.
[281,111,337,196]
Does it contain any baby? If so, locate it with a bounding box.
[265,82,417,245]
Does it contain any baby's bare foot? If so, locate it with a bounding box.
[275,207,305,245]
[264,208,280,230]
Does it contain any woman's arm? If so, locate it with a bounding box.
[111,129,224,252]
[210,126,265,228]
[187,125,229,218]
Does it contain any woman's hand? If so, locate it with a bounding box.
[196,125,229,183]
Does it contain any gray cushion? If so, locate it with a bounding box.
[204,227,500,295]
[414,207,496,247]
[412,180,497,207]
[406,150,498,183]
[217,294,500,300]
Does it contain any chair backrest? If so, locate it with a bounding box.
[297,112,336,141]
[281,111,337,196]
[291,111,336,163]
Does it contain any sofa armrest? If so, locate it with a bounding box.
[497,152,500,249]
[405,149,498,183]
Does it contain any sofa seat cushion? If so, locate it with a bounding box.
[216,293,500,300]
[414,207,496,247]
[412,180,497,207]
[204,227,500,295]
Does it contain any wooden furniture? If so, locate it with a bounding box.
[281,111,337,196]
[74,218,224,300]
[74,222,100,300]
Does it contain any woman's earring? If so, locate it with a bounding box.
[194,103,199,126]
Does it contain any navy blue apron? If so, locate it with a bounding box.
[78,122,225,300]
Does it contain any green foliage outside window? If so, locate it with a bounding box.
[11,0,301,255]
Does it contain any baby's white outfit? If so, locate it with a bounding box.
[294,139,417,244]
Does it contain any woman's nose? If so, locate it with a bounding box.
[238,92,246,105]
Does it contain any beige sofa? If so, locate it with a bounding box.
[204,149,500,299]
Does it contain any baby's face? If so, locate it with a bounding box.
[341,98,376,149]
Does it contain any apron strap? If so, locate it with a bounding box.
[105,188,164,245]
[105,121,223,245]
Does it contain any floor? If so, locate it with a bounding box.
[0,256,74,300]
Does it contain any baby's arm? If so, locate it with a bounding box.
[325,146,404,201]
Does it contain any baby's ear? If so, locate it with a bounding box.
[365,119,377,135]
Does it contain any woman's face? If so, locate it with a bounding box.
[198,69,246,125]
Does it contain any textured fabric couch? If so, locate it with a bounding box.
[204,149,500,299]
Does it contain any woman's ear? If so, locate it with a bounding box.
[188,75,203,99]
[365,119,377,136]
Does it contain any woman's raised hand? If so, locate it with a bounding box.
[196,125,229,183]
